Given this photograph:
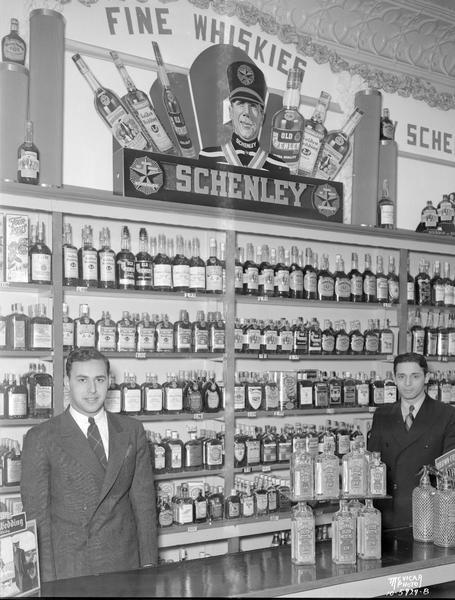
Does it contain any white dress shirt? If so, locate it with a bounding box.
[400,395,425,423]
[69,406,109,459]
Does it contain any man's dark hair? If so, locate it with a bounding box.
[65,347,110,377]
[393,352,428,375]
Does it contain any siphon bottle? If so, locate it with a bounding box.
[412,465,435,542]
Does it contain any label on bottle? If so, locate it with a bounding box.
[157,327,174,351]
[176,326,192,351]
[194,498,207,520]
[206,442,223,466]
[380,331,394,355]
[137,326,156,351]
[63,321,74,348]
[242,495,255,517]
[407,282,415,303]
[143,387,162,412]
[0,391,4,417]
[290,269,304,294]
[412,331,425,354]
[105,389,121,413]
[380,205,394,225]
[117,258,135,287]
[293,467,313,498]
[434,283,445,305]
[31,254,51,282]
[275,269,290,293]
[365,334,379,354]
[98,251,116,283]
[304,271,317,295]
[350,274,363,298]
[234,327,244,352]
[96,325,116,351]
[168,442,182,469]
[347,457,367,495]
[206,265,223,292]
[417,280,431,304]
[194,328,209,352]
[299,127,324,175]
[118,325,136,351]
[154,264,172,288]
[335,278,350,300]
[12,320,26,349]
[373,387,384,405]
[318,276,334,298]
[245,267,259,292]
[376,277,389,302]
[262,441,277,463]
[279,331,293,353]
[8,392,27,417]
[186,443,203,468]
[135,259,153,286]
[205,388,220,410]
[4,37,25,63]
[278,440,292,462]
[81,249,98,282]
[153,445,166,471]
[172,264,190,288]
[298,385,313,406]
[315,459,339,497]
[18,150,39,179]
[262,330,277,352]
[356,383,369,406]
[384,384,397,404]
[448,332,455,356]
[123,388,141,412]
[308,329,322,353]
[349,333,363,354]
[35,384,52,409]
[363,275,376,298]
[211,328,225,352]
[255,490,268,512]
[444,283,454,306]
[321,333,335,353]
[6,457,22,485]
[246,439,260,464]
[165,387,183,411]
[335,334,349,354]
[329,383,342,404]
[103,102,147,150]
[264,385,279,410]
[314,141,345,179]
[163,88,193,149]
[189,265,206,290]
[246,328,261,352]
[64,246,78,280]
[271,125,302,172]
[247,386,263,410]
[234,440,246,463]
[133,99,173,152]
[30,322,52,349]
[76,323,95,347]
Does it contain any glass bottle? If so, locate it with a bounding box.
[153,234,172,291]
[418,200,439,233]
[209,311,225,353]
[74,304,95,348]
[164,430,184,473]
[193,487,208,524]
[29,221,51,285]
[415,259,432,305]
[97,227,116,289]
[443,262,454,307]
[437,194,455,234]
[62,222,79,286]
[335,320,350,355]
[163,372,183,413]
[387,255,399,304]
[315,439,340,500]
[383,370,397,404]
[368,451,387,497]
[224,488,241,520]
[376,255,388,303]
[5,374,27,419]
[274,246,290,298]
[364,319,379,355]
[259,244,275,297]
[136,312,156,352]
[277,318,293,355]
[207,485,224,521]
[410,309,425,354]
[303,247,317,300]
[28,364,53,419]
[156,314,174,352]
[317,254,334,300]
[116,311,136,352]
[120,372,141,415]
[357,499,381,559]
[321,319,335,355]
[243,242,259,296]
[234,246,244,295]
[377,178,394,229]
[95,310,116,352]
[17,121,40,185]
[2,18,26,64]
[62,303,74,351]
[6,303,28,350]
[341,441,368,498]
[170,235,189,293]
[263,372,280,411]
[407,256,415,305]
[192,310,209,353]
[174,309,192,353]
[189,237,206,293]
[202,371,222,413]
[29,303,53,351]
[205,238,223,294]
[184,430,203,471]
[348,252,364,302]
[78,225,98,288]
[140,373,162,414]
[290,447,314,501]
[261,319,278,355]
[363,253,377,303]
[433,474,455,548]
[412,465,435,543]
[105,373,121,414]
[380,108,394,141]
[184,371,203,413]
[349,320,364,355]
[334,255,350,302]
[289,245,304,299]
[115,225,135,290]
[332,499,357,564]
[133,227,153,291]
[298,90,331,177]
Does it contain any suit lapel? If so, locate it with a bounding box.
[98,413,130,503]
[387,402,407,450]
[392,396,433,454]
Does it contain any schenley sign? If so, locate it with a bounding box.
[113,149,343,222]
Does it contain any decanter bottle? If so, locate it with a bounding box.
[291,501,316,565]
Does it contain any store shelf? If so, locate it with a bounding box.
[234,352,391,361]
[426,355,455,363]
[0,418,48,427]
[0,350,53,359]
[63,350,224,360]
[0,485,21,494]
[235,407,376,418]
[236,296,398,309]
[234,463,290,474]
[154,468,224,481]
[0,282,53,296]
[135,412,224,422]
[63,286,224,301]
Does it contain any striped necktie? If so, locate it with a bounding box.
[87,417,107,469]
[405,405,415,432]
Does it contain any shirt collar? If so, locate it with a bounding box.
[69,405,107,430]
[232,132,259,151]
[400,395,425,419]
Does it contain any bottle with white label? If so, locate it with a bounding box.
[206,238,223,294]
[78,225,98,288]
[6,303,29,350]
[62,223,79,286]
[75,304,95,348]
[95,310,117,352]
[121,372,142,415]
[6,374,27,419]
[117,311,137,352]
[153,234,172,292]
[105,374,121,413]
[29,221,52,285]
[116,226,135,290]
[291,501,316,565]
[137,312,156,352]
[98,227,116,289]
[29,304,53,351]
[156,314,174,352]
[163,372,183,413]
[298,90,331,177]
[142,373,163,414]
[29,364,53,419]
[17,120,40,185]
[377,178,395,229]
[332,499,357,564]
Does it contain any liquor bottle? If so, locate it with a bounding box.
[258,245,275,297]
[163,372,183,413]
[29,304,53,351]
[110,50,175,154]
[263,373,280,411]
[174,309,192,353]
[357,499,381,560]
[342,374,357,407]
[205,429,224,470]
[261,319,278,355]
[6,303,29,350]
[303,248,317,300]
[442,262,454,307]
[202,371,222,412]
[298,90,331,176]
[349,320,364,355]
[115,226,135,290]
[274,246,290,298]
[193,487,208,524]
[78,225,98,288]
[289,245,304,299]
[341,441,368,497]
[189,237,206,293]
[415,259,432,305]
[28,364,53,419]
[172,235,190,292]
[62,303,74,351]
[29,221,51,285]
[290,446,314,501]
[243,242,259,296]
[332,500,357,564]
[417,201,438,233]
[277,318,293,355]
[377,179,394,229]
[209,311,225,353]
[448,314,455,357]
[370,372,384,406]
[184,430,203,471]
[184,371,203,413]
[328,371,343,406]
[270,68,305,174]
[379,320,394,356]
[437,194,455,234]
[116,311,136,352]
[437,312,449,358]
[152,234,172,291]
[97,227,116,289]
[292,317,308,355]
[164,430,184,473]
[355,373,370,408]
[407,256,415,305]
[375,255,388,303]
[380,108,394,141]
[241,481,256,518]
[5,374,27,419]
[137,312,156,352]
[234,247,244,295]
[334,255,350,302]
[2,18,26,64]
[133,227,153,291]
[120,373,141,415]
[430,260,444,307]
[156,314,174,352]
[219,241,226,294]
[74,304,95,348]
[95,310,117,352]
[363,253,377,303]
[157,494,173,526]
[348,252,363,302]
[313,107,363,180]
[412,465,435,543]
[191,310,208,353]
[224,488,241,520]
[151,42,195,158]
[424,311,438,357]
[308,318,322,355]
[317,254,334,300]
[315,438,339,499]
[410,309,425,354]
[72,53,148,150]
[62,223,79,286]
[387,255,399,304]
[105,374,121,414]
[17,121,40,185]
[368,451,387,497]
[205,238,223,294]
[207,485,224,521]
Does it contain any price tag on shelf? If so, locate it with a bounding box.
[0,282,9,288]
[440,356,448,362]
[326,408,335,414]
[382,302,392,309]
[76,286,88,293]
[243,467,252,473]
[269,514,279,521]
[187,526,197,533]
[247,412,256,418]
[386,355,395,361]
[273,411,284,417]
[258,353,268,360]
[135,352,147,359]
[184,292,196,298]
[288,355,299,361]
[369,407,376,413]
[193,413,204,420]
[257,296,268,302]
[262,465,272,472]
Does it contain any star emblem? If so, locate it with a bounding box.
[129,157,163,195]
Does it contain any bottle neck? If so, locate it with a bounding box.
[283,88,300,110]
[73,55,103,93]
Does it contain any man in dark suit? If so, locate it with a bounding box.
[21,348,157,582]
[368,352,455,529]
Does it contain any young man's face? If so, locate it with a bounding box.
[394,361,428,403]
[229,99,263,141]
[66,359,109,416]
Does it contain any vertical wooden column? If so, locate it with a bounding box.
[52,211,64,414]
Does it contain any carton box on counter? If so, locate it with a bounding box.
[6,214,29,282]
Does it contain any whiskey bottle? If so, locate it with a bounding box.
[258,244,275,297]
[29,304,53,351]
[153,234,172,292]
[380,108,394,141]
[431,260,444,306]
[151,42,195,158]
[317,254,334,300]
[156,314,174,352]
[141,373,162,414]
[2,18,26,64]
[415,259,431,306]
[105,374,121,413]
[17,121,40,185]
[219,241,226,294]
[202,371,222,412]
[348,252,363,302]
[184,430,203,471]
[164,430,184,472]
[261,319,278,355]
[328,371,343,406]
[442,262,454,307]
[289,245,304,299]
[62,303,74,351]
[291,502,316,565]
[333,254,350,302]
[110,50,175,154]
[209,311,225,353]
[117,311,136,352]
[387,256,399,304]
[437,194,455,234]
[174,309,192,353]
[303,248,317,300]
[243,242,259,296]
[376,255,388,303]
[410,309,425,354]
[308,318,322,355]
[364,319,379,355]
[320,319,334,355]
[6,303,29,350]
[29,221,51,285]
[379,319,394,355]
[78,225,98,288]
[95,311,117,352]
[341,441,368,497]
[193,487,208,524]
[292,317,308,355]
[172,235,190,292]
[298,90,331,177]
[224,488,241,520]
[349,320,364,355]
[363,253,377,303]
[204,430,224,470]
[205,238,223,294]
[74,304,95,348]
[163,372,183,413]
[377,179,395,229]
[407,256,415,305]
[116,226,135,290]
[189,237,206,293]
[274,246,290,298]
[120,373,141,415]
[207,485,224,521]
[234,247,244,295]
[191,310,208,353]
[97,227,116,289]
[62,223,79,286]
[29,364,53,419]
[5,375,27,419]
[263,373,280,411]
[332,500,356,564]
[137,312,156,352]
[134,228,153,291]
[335,321,349,355]
[72,53,148,150]
[183,371,203,413]
[357,499,381,560]
[417,201,438,233]
[277,318,293,355]
[270,68,305,174]
[314,107,363,181]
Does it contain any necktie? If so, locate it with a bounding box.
[87,417,107,469]
[405,405,415,431]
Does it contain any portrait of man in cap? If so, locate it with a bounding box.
[199,60,289,173]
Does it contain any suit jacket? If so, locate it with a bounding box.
[21,409,157,582]
[367,395,455,529]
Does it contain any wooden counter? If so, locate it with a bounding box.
[41,529,455,598]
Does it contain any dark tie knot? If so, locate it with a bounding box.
[89,417,95,426]
[409,405,415,415]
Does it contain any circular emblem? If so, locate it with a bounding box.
[129,157,163,196]
[100,94,110,106]
[312,184,341,218]
[237,64,254,86]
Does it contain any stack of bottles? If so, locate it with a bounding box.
[63,223,224,294]
[235,317,394,356]
[236,246,399,304]
[408,309,455,358]
[0,303,53,350]
[63,306,225,354]
[409,258,455,306]
[1,363,53,419]
[416,193,455,236]
[0,438,21,487]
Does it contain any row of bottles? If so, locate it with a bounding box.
[417,193,455,235]
[1,363,53,419]
[409,258,455,306]
[63,306,225,353]
[0,439,21,487]
[291,499,382,565]
[106,371,223,416]
[234,317,394,356]
[408,309,455,357]
[147,428,224,473]
[64,224,225,294]
[0,304,52,351]
[236,247,399,303]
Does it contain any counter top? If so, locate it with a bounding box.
[41,529,455,598]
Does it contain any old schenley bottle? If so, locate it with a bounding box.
[313,107,363,180]
[2,18,26,64]
[151,41,195,158]
[110,50,175,154]
[298,90,331,176]
[116,226,135,290]
[72,53,148,150]
[17,121,40,185]
[270,68,305,174]
[377,179,394,229]
[135,227,153,290]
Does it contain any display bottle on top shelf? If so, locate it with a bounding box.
[120,373,141,415]
[96,227,116,289]
[437,194,455,234]
[28,364,53,419]
[258,244,275,297]
[29,304,52,351]
[377,179,395,229]
[110,50,175,154]
[62,223,79,286]
[317,254,334,300]
[95,311,116,352]
[189,237,206,293]
[417,201,439,233]
[412,465,435,542]
[172,235,190,292]
[6,303,28,350]
[363,254,376,303]
[357,499,382,560]
[442,262,454,307]
[151,41,195,158]
[72,53,148,150]
[274,246,290,298]
[133,227,153,291]
[5,374,27,419]
[334,255,350,302]
[104,374,121,413]
[332,499,357,564]
[298,90,331,177]
[74,304,95,349]
[205,238,223,294]
[375,256,388,303]
[17,121,40,185]
[62,303,74,351]
[78,225,98,287]
[29,221,51,285]
[313,107,363,181]
[2,18,26,64]
[380,108,394,141]
[303,248,317,300]
[387,256,399,304]
[136,312,156,352]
